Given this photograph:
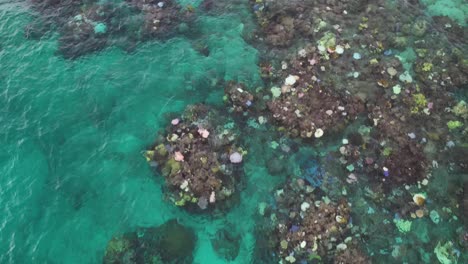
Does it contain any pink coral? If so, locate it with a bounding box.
[174,151,184,161]
[171,118,180,125]
[198,128,210,138]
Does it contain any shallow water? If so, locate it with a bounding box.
[0,0,467,264]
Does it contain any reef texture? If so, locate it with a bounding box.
[145,104,245,211]
[254,179,369,263]
[28,0,194,58]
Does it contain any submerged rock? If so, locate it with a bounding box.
[103,219,196,264]
[30,0,195,58]
[211,225,241,261]
[103,233,138,264]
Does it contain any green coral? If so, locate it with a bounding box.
[104,235,134,263]
[394,219,412,233]
[317,31,336,59]
[314,19,327,32]
[318,32,336,48]
[422,62,433,72]
[162,158,181,177]
[175,192,198,206]
[224,122,235,129]
[175,199,186,206]
[155,144,168,157]
[270,86,281,98]
[175,193,188,206]
[93,22,107,34]
[145,150,154,162]
[247,118,260,129]
[415,48,428,58]
[434,241,459,264]
[382,147,392,156]
[452,100,468,119]
[358,17,368,30]
[411,93,427,113]
[447,120,463,130]
[308,253,322,261]
[358,125,371,136]
[392,85,402,95]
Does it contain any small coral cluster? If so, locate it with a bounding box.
[224,82,255,114]
[57,4,113,58]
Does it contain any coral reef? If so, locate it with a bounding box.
[255,179,368,263]
[211,224,241,261]
[333,242,371,264]
[103,233,138,264]
[28,0,194,58]
[262,48,365,138]
[145,104,245,211]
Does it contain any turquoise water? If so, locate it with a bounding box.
[1,0,467,263]
[0,1,265,263]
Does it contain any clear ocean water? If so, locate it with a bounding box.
[0,1,267,263]
[0,0,466,263]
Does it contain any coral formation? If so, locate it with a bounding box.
[28,0,194,58]
[145,104,245,211]
[254,179,366,263]
[262,48,365,138]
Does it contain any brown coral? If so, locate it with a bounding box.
[225,82,255,113]
[269,180,360,262]
[146,104,245,210]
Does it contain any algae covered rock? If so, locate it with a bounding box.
[103,233,138,264]
[103,219,196,264]
[142,219,196,262]
[211,225,241,261]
